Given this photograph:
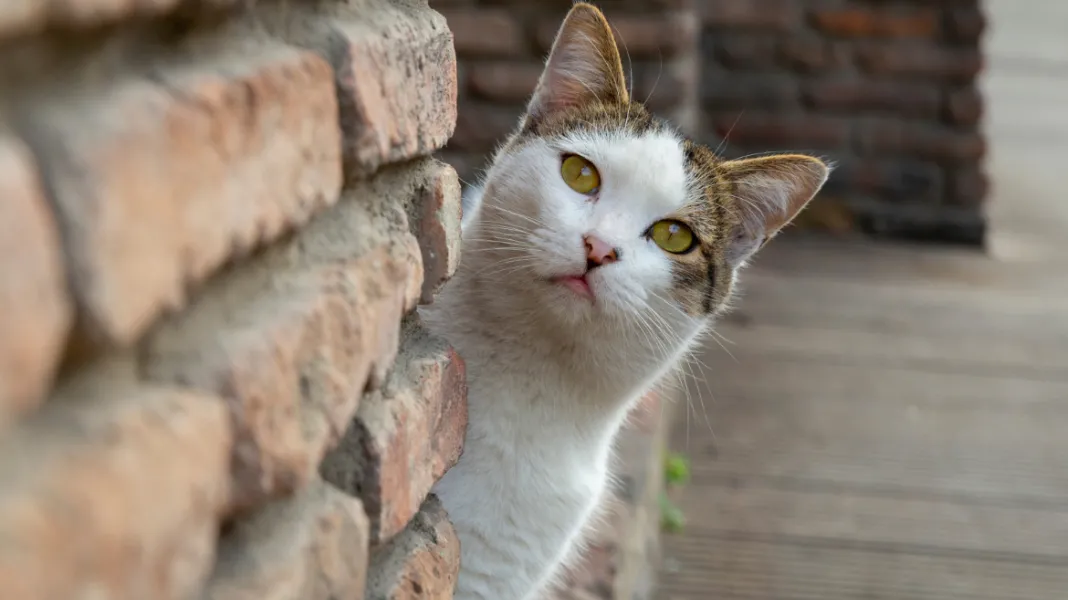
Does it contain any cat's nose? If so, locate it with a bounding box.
[584,234,619,269]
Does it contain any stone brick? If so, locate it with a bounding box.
[365,495,461,600]
[17,41,341,348]
[702,72,798,109]
[203,479,370,600]
[535,12,696,59]
[699,0,798,31]
[946,167,988,207]
[321,320,467,545]
[708,33,778,69]
[0,0,236,41]
[405,160,463,304]
[0,359,231,600]
[709,112,849,149]
[262,0,457,178]
[944,86,984,126]
[944,5,987,42]
[440,8,527,57]
[811,8,938,38]
[143,168,425,512]
[804,79,941,117]
[0,134,71,419]
[781,36,851,72]
[468,61,542,103]
[857,121,986,162]
[857,43,982,82]
[449,102,519,152]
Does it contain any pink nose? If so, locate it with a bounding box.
[584,234,619,268]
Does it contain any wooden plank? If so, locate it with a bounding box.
[660,535,1068,600]
[671,485,1068,558]
[700,322,1068,379]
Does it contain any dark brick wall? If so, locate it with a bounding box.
[434,0,989,246]
[432,0,701,185]
[700,0,987,244]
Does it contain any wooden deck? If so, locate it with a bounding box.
[657,3,1068,598]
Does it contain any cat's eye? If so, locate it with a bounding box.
[649,220,696,254]
[560,154,600,195]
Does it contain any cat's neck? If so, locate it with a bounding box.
[422,259,695,422]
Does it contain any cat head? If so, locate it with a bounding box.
[463,2,829,340]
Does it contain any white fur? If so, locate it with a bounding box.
[422,128,710,600]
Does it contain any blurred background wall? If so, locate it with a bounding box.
[432,0,988,246]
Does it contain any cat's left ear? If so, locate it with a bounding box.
[524,3,629,126]
[720,154,830,266]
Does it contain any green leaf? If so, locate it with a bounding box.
[664,452,691,486]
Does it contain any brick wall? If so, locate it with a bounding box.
[437,0,988,246]
[432,0,701,184]
[700,0,987,244]
[0,0,469,597]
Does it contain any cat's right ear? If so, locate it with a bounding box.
[524,3,629,126]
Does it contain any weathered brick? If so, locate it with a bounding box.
[468,61,542,103]
[320,320,467,544]
[699,0,798,31]
[702,72,798,109]
[944,5,986,42]
[811,8,938,38]
[857,121,986,162]
[440,8,527,57]
[143,166,425,512]
[709,33,778,69]
[262,0,457,178]
[945,167,988,207]
[537,12,697,59]
[944,86,984,126]
[804,79,941,117]
[857,43,982,81]
[204,479,370,600]
[0,359,231,600]
[709,112,849,149]
[0,0,236,41]
[449,102,518,152]
[17,41,341,347]
[779,36,851,72]
[405,160,462,304]
[365,495,460,600]
[0,134,71,419]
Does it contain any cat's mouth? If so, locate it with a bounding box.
[551,274,594,301]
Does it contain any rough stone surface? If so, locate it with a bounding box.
[321,319,467,545]
[0,359,232,600]
[0,134,71,419]
[262,0,457,178]
[203,480,370,600]
[406,159,463,304]
[365,495,461,600]
[143,165,425,513]
[16,40,342,347]
[0,0,237,40]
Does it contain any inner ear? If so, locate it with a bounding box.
[720,154,830,266]
[524,3,629,125]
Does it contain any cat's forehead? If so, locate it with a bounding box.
[554,127,690,213]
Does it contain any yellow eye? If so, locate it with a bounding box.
[560,154,601,194]
[649,220,696,254]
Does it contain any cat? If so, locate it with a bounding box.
[422,3,830,598]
